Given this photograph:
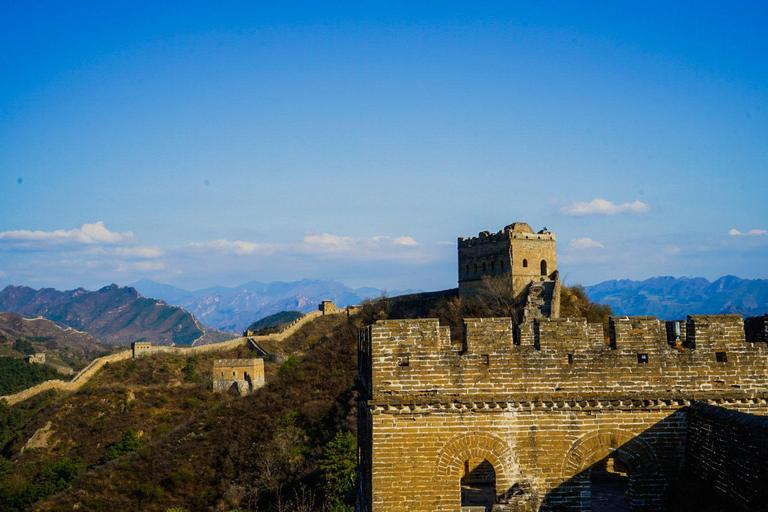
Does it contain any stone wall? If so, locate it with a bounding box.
[684,402,768,511]
[0,349,133,406]
[358,314,768,512]
[360,315,768,400]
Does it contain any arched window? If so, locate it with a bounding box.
[461,458,496,509]
[500,260,504,270]
[482,262,486,272]
[541,260,547,276]
[474,264,478,272]
[466,265,469,275]
[491,261,495,271]
[522,259,528,268]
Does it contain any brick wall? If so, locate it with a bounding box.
[684,402,768,511]
[358,314,768,512]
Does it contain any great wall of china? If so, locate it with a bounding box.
[0,308,337,406]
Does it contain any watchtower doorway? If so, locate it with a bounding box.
[461,457,496,511]
[590,457,629,512]
[540,259,548,276]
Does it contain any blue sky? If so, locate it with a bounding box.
[1,1,766,291]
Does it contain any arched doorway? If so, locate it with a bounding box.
[540,260,547,276]
[590,457,629,512]
[560,430,666,512]
[461,458,495,509]
[434,432,518,511]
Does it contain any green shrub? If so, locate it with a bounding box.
[0,357,65,395]
[278,356,301,376]
[100,429,144,464]
[182,357,201,383]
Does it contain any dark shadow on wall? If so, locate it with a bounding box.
[538,405,768,512]
[461,458,496,508]
[540,410,690,512]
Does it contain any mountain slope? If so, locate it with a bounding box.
[584,275,768,319]
[18,312,360,512]
[0,312,115,370]
[0,285,229,346]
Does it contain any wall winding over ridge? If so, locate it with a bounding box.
[1,309,327,406]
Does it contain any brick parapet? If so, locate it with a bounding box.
[362,315,768,401]
[457,225,556,248]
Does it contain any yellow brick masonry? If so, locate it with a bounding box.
[357,314,768,512]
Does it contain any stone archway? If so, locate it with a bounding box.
[434,432,519,508]
[559,430,665,511]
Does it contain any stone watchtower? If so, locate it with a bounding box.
[458,222,560,318]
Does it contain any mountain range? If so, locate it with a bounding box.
[0,284,229,346]
[583,275,768,320]
[130,279,416,333]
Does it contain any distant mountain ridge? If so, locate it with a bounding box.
[131,279,417,333]
[0,284,229,346]
[584,275,768,320]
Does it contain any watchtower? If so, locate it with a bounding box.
[212,358,265,396]
[458,222,560,318]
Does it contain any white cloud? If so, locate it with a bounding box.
[729,228,767,236]
[560,198,650,217]
[186,239,276,255]
[569,237,605,249]
[112,246,164,259]
[393,236,419,247]
[303,234,354,249]
[0,270,5,277]
[298,233,432,261]
[436,241,455,246]
[0,221,135,248]
[302,233,420,253]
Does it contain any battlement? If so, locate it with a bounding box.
[27,352,46,364]
[457,222,555,248]
[358,314,768,400]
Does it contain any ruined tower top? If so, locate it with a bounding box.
[458,222,559,318]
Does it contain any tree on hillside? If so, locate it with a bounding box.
[318,430,356,512]
[426,280,613,335]
[559,284,613,323]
